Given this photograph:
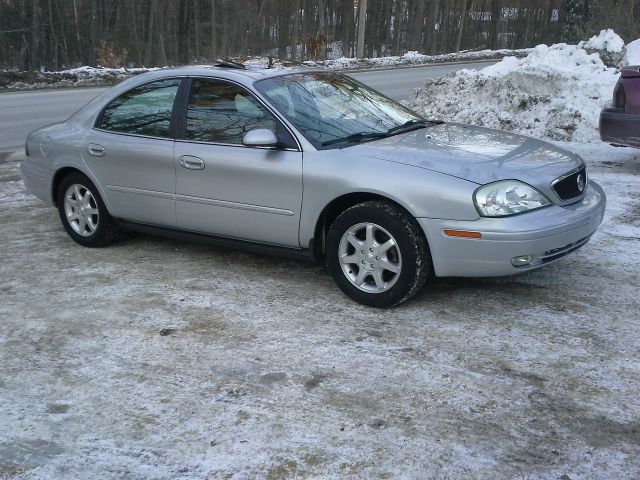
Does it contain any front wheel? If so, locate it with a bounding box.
[326,201,431,308]
[56,172,118,247]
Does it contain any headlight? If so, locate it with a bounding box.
[474,180,551,217]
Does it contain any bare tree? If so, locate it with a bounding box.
[357,0,368,58]
[0,0,636,71]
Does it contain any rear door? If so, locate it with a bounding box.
[173,78,303,247]
[84,78,181,226]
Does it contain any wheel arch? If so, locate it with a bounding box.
[311,192,427,261]
[51,166,110,212]
[52,167,86,206]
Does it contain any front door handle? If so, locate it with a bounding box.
[88,143,106,157]
[179,155,205,170]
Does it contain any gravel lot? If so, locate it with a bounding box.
[1,145,639,479]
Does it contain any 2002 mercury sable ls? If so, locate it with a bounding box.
[21,63,606,307]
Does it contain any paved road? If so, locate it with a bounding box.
[350,60,494,101]
[0,60,495,151]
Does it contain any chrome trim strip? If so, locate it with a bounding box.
[176,194,295,216]
[174,138,299,152]
[106,185,175,200]
[92,128,175,142]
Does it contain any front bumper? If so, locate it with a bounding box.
[418,180,606,277]
[599,105,640,148]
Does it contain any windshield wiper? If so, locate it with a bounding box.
[386,119,428,135]
[321,131,390,147]
[387,119,444,136]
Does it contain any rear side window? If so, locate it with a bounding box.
[186,79,277,144]
[98,79,181,138]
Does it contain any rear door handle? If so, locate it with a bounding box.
[179,155,205,170]
[88,143,106,157]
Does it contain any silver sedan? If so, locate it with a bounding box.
[21,64,606,307]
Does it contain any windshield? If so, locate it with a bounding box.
[254,72,428,149]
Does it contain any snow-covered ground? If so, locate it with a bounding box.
[1,141,639,478]
[405,30,636,144]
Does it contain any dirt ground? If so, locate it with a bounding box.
[1,145,639,479]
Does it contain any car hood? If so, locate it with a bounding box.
[348,123,583,188]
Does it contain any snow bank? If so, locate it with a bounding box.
[581,28,625,53]
[0,66,157,90]
[579,29,626,67]
[624,38,640,65]
[406,40,620,143]
[305,48,532,71]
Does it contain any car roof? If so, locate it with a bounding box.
[140,64,314,82]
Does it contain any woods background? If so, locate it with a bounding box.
[1,0,639,71]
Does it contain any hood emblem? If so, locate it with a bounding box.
[576,173,585,192]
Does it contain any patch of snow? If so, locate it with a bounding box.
[0,180,33,207]
[624,38,640,65]
[580,28,625,53]
[405,42,619,143]
[305,48,533,71]
[579,29,626,67]
[2,142,640,478]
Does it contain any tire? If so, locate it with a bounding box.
[56,172,118,247]
[326,201,431,308]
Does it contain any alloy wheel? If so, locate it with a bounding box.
[63,184,99,237]
[338,222,402,293]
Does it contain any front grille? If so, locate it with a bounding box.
[552,166,587,201]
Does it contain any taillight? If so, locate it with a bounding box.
[613,83,625,108]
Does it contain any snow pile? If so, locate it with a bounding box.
[406,40,620,143]
[235,56,296,70]
[0,66,157,90]
[580,29,626,67]
[306,47,532,71]
[624,38,640,65]
[581,28,625,53]
[0,59,294,91]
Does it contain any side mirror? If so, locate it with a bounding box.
[242,129,279,148]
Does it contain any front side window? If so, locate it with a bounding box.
[98,79,180,138]
[186,79,277,144]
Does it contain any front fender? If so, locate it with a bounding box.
[299,150,480,248]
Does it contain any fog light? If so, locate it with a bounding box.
[511,255,533,267]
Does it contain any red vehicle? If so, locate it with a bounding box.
[600,65,640,148]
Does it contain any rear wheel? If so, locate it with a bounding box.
[326,201,431,308]
[56,172,118,247]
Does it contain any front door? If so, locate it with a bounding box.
[173,78,303,248]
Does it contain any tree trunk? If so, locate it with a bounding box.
[88,0,97,65]
[30,0,39,70]
[194,0,201,61]
[178,0,189,63]
[342,0,354,57]
[211,0,217,60]
[290,0,300,62]
[429,0,441,54]
[356,0,368,58]
[455,0,471,52]
[489,0,501,50]
[144,0,157,65]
